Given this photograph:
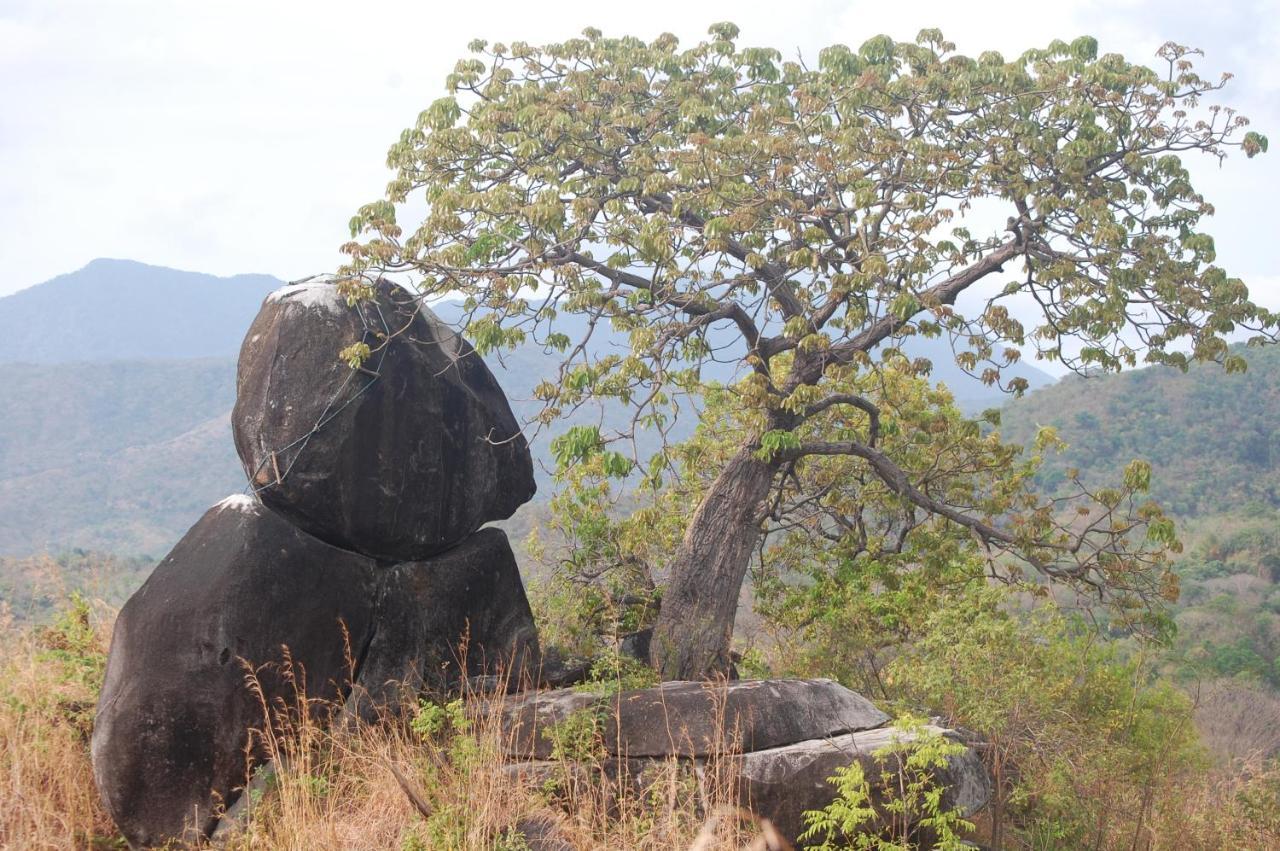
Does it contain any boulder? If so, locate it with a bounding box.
[734,725,991,841]
[91,495,379,848]
[232,278,535,562]
[500,679,890,760]
[503,725,990,845]
[350,528,541,716]
[497,679,988,845]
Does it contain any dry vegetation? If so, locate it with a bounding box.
[3,596,1280,850]
[0,598,777,851]
[0,598,120,849]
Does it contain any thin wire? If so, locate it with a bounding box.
[242,277,391,496]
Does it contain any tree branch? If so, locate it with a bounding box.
[825,239,1023,366]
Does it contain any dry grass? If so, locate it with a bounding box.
[0,598,121,850]
[3,597,1279,850]
[0,596,772,850]
[222,658,768,850]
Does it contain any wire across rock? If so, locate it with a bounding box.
[232,278,535,562]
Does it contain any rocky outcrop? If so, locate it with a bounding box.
[350,527,540,717]
[231,279,535,562]
[497,679,989,845]
[94,277,546,847]
[88,277,988,849]
[93,498,542,847]
[500,678,889,760]
[734,724,990,840]
[91,496,379,848]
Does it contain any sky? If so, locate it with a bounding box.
[1,0,1277,309]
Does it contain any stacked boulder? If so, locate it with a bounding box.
[91,279,539,848]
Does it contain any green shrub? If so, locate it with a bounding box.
[799,717,974,850]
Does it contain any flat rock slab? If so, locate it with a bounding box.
[91,496,378,848]
[232,278,535,562]
[500,678,890,760]
[350,527,541,716]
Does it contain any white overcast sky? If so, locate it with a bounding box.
[1,0,1277,303]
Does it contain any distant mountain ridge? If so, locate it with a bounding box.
[0,259,281,362]
[0,259,1056,556]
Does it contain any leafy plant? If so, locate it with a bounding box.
[799,716,974,850]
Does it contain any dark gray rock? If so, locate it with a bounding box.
[232,278,535,562]
[734,725,992,841]
[350,528,541,716]
[91,496,378,848]
[500,678,890,760]
[617,627,651,664]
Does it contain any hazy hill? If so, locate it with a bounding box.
[0,259,279,362]
[0,259,1052,556]
[998,345,1280,517]
[0,361,243,556]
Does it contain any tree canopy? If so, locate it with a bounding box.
[343,24,1273,677]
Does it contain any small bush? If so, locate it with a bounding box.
[799,717,974,850]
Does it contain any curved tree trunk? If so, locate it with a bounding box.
[649,443,779,680]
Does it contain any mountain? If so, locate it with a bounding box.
[0,259,1054,556]
[0,259,280,362]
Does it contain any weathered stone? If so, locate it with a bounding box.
[349,528,541,716]
[734,725,992,841]
[500,689,603,760]
[232,279,535,562]
[91,496,378,848]
[502,726,989,846]
[500,678,890,760]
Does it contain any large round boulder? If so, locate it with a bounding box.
[91,495,379,848]
[232,278,535,562]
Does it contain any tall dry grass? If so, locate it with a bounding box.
[4,595,1279,850]
[222,653,770,850]
[0,593,782,850]
[0,597,121,849]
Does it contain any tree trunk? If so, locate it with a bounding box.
[649,443,778,680]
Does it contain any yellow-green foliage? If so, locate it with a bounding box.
[884,587,1275,849]
[800,717,975,850]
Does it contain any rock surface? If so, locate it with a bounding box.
[91,496,378,848]
[735,725,991,840]
[350,528,541,716]
[503,726,990,845]
[231,279,535,562]
[498,679,988,844]
[501,678,890,760]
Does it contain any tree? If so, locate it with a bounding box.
[343,24,1274,679]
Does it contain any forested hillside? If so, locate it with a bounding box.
[998,348,1280,706]
[999,344,1280,516]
